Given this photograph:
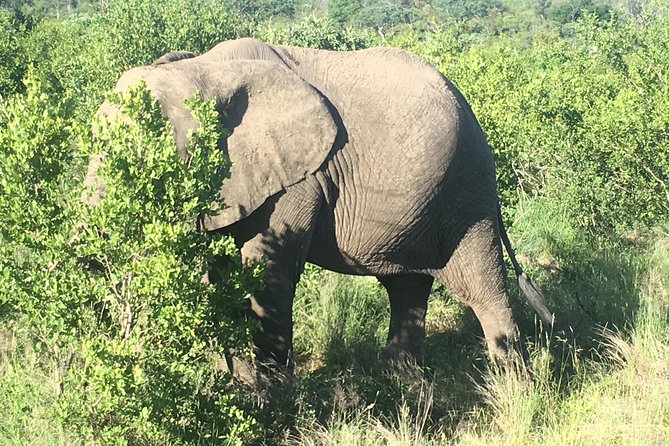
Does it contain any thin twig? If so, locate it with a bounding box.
[641,164,669,209]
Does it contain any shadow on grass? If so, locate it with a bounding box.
[509,198,644,352]
[276,299,490,442]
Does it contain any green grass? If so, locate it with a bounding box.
[0,332,82,446]
[288,301,669,445]
[293,265,389,371]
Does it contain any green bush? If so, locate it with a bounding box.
[0,9,28,97]
[94,0,251,68]
[20,16,117,119]
[0,74,75,320]
[0,78,261,444]
[399,10,669,239]
[2,0,257,124]
[224,0,298,20]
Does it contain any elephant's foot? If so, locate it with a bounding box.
[380,343,426,377]
[381,341,424,364]
[379,344,428,388]
[221,350,294,388]
[484,335,533,381]
[221,353,257,387]
[471,303,526,363]
[220,350,257,386]
[378,273,432,370]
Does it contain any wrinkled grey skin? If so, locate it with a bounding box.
[85,38,552,377]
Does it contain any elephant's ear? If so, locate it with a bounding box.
[201,59,338,229]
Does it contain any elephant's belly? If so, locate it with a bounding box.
[305,137,456,276]
[306,203,441,277]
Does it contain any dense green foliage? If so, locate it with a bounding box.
[0,76,260,443]
[454,15,669,235]
[1,0,668,444]
[259,14,375,49]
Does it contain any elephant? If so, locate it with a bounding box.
[84,37,552,377]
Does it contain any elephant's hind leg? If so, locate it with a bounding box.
[378,274,434,363]
[433,219,522,362]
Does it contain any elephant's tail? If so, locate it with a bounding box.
[498,208,554,327]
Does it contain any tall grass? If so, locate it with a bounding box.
[292,310,669,445]
[289,218,669,446]
[0,332,80,446]
[293,265,389,371]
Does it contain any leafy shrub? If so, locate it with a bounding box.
[224,0,298,20]
[329,0,416,30]
[0,9,28,97]
[10,0,255,123]
[20,16,117,119]
[0,74,75,321]
[94,0,251,68]
[0,78,261,444]
[73,82,261,444]
[400,10,669,239]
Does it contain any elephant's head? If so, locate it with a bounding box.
[84,51,339,229]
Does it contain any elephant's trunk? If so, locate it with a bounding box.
[81,101,131,205]
[81,152,105,205]
[498,207,554,326]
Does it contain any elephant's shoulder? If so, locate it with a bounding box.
[114,66,154,92]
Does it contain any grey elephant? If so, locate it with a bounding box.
[85,37,552,375]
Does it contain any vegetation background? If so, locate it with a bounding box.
[1,0,668,444]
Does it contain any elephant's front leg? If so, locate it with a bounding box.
[238,178,324,377]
